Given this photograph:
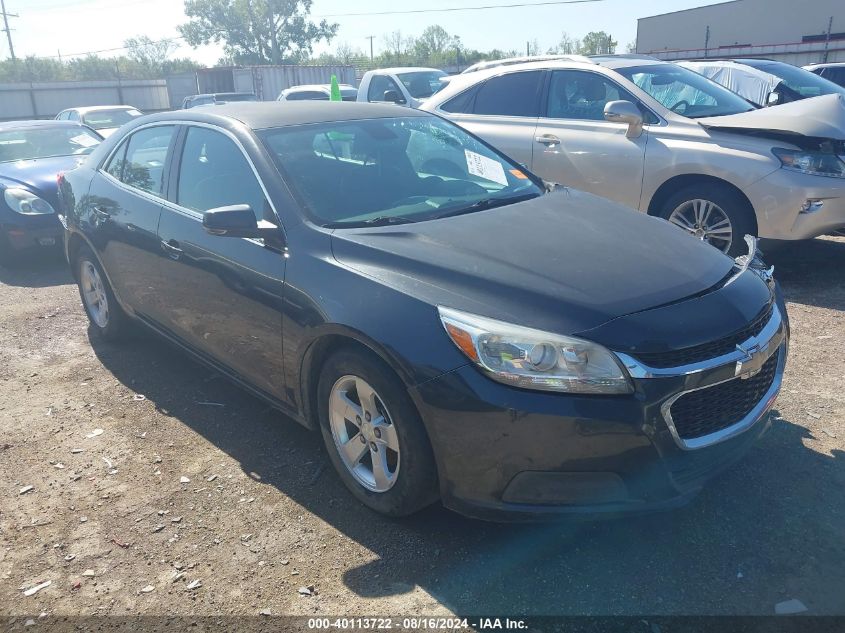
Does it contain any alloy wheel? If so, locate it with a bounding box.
[328,375,400,493]
[668,199,733,253]
[80,260,110,329]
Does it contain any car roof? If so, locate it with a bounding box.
[0,119,91,131]
[285,84,356,92]
[805,62,845,68]
[64,105,136,114]
[146,101,430,129]
[367,67,443,75]
[191,93,256,99]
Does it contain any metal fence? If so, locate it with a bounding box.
[0,79,169,122]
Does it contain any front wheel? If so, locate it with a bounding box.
[317,348,439,517]
[75,246,128,341]
[658,184,756,257]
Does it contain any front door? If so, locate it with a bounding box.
[531,69,648,210]
[155,125,288,403]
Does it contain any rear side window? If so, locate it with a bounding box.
[111,125,176,196]
[176,126,270,222]
[440,87,477,113]
[473,71,543,117]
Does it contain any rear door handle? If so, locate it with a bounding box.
[160,239,183,260]
[92,205,110,220]
[535,134,561,146]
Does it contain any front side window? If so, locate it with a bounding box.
[260,116,544,227]
[0,126,101,163]
[396,71,447,99]
[473,71,543,117]
[368,75,405,103]
[617,64,756,118]
[546,70,640,121]
[118,125,176,196]
[177,126,269,222]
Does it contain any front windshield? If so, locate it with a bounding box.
[260,116,543,227]
[396,71,448,99]
[746,61,845,99]
[0,126,101,162]
[618,63,756,118]
[82,109,142,130]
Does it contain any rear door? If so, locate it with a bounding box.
[85,124,178,320]
[531,69,648,210]
[438,70,544,169]
[155,124,287,402]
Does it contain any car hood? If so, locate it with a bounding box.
[697,93,845,140]
[0,154,86,208]
[330,189,736,335]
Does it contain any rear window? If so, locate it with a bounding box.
[82,109,142,130]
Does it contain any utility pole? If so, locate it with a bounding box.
[704,25,710,58]
[823,16,833,63]
[526,41,531,56]
[1,0,18,62]
[366,36,375,63]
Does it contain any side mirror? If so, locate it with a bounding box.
[383,89,405,104]
[202,205,280,240]
[604,100,644,139]
[767,91,781,106]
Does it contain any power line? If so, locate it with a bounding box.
[315,0,603,18]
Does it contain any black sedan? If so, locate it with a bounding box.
[60,103,788,520]
[0,120,102,265]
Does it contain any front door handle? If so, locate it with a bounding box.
[92,206,110,220]
[535,134,561,146]
[160,239,183,260]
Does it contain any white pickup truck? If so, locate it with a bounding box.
[357,67,448,108]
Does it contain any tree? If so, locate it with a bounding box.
[579,31,617,55]
[552,32,580,55]
[626,39,637,53]
[179,0,338,65]
[125,36,178,73]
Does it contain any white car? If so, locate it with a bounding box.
[805,62,845,89]
[422,55,845,254]
[55,105,143,138]
[278,84,358,102]
[357,67,447,108]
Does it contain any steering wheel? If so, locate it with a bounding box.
[671,100,690,114]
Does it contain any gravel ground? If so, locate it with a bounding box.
[0,237,843,620]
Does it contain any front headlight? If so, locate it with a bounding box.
[438,306,633,394]
[3,188,56,215]
[772,148,845,178]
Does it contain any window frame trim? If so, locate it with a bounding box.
[98,123,180,203]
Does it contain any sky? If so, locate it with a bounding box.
[2,0,725,66]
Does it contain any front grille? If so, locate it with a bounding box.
[670,352,779,441]
[634,303,774,369]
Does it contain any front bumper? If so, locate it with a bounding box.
[411,302,787,522]
[1,213,64,252]
[747,168,845,241]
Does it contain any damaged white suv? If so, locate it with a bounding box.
[423,55,845,254]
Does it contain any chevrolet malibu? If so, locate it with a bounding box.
[60,103,788,520]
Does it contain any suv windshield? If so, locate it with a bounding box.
[618,63,756,118]
[260,116,543,227]
[397,71,448,99]
[0,126,101,162]
[743,60,845,99]
[82,109,142,130]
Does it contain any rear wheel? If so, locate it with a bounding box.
[317,348,439,517]
[75,246,128,341]
[658,184,756,257]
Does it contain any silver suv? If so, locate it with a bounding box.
[423,55,845,255]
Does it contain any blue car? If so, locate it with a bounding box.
[0,120,102,265]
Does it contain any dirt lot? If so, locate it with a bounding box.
[1,237,844,620]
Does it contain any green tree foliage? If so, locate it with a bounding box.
[179,0,338,64]
[579,31,618,55]
[0,52,200,83]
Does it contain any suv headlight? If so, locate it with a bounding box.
[772,148,845,178]
[3,188,56,215]
[438,306,633,394]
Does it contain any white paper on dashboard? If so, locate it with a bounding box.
[465,150,508,186]
[70,134,99,147]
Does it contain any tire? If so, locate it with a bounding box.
[74,245,129,341]
[658,183,756,257]
[316,348,439,517]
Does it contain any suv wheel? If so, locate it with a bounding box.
[75,246,128,341]
[317,348,439,517]
[658,184,756,256]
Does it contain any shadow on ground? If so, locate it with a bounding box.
[0,248,72,288]
[79,238,845,615]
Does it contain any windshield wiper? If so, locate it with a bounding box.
[430,192,541,220]
[325,216,416,229]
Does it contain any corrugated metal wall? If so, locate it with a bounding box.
[234,65,357,100]
[0,79,169,121]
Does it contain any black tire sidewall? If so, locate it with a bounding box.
[316,348,439,517]
[75,246,126,341]
[659,184,756,257]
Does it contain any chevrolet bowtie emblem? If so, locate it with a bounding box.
[735,341,767,379]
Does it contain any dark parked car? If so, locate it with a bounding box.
[0,120,102,266]
[181,93,259,109]
[60,102,788,520]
